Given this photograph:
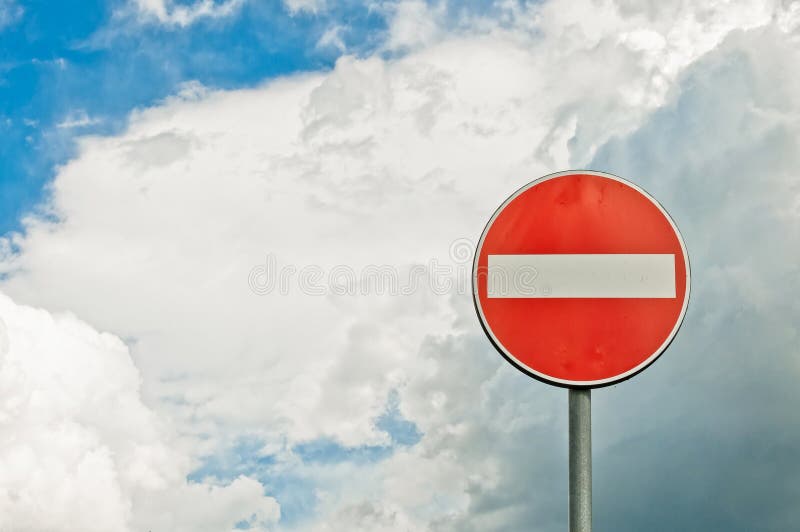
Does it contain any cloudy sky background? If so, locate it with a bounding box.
[1,0,799,530]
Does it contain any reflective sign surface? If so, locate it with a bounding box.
[473,171,690,388]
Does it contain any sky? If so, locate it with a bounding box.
[0,1,799,531]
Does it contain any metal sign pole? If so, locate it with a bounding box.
[569,388,591,532]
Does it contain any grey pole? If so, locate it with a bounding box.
[569,388,591,532]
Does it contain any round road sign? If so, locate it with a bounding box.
[472,170,690,388]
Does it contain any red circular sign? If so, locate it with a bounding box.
[473,171,690,388]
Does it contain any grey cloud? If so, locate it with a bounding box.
[585,29,800,532]
[550,27,799,532]
[388,25,800,532]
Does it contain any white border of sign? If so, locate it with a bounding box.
[472,170,691,389]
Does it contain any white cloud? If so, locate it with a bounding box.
[386,0,444,51]
[3,0,800,529]
[129,0,332,25]
[308,500,423,531]
[132,0,244,27]
[56,110,101,129]
[283,0,326,15]
[316,24,346,52]
[0,292,279,531]
[0,0,22,30]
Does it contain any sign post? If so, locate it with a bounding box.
[472,170,690,531]
[569,388,591,532]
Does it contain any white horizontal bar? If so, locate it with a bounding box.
[486,254,675,298]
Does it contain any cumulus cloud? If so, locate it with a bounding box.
[3,0,800,530]
[0,292,279,531]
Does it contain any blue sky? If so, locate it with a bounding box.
[0,0,391,233]
[188,390,422,526]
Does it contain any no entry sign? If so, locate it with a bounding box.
[473,170,690,388]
